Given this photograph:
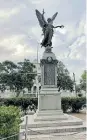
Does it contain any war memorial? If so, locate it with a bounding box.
[21,9,86,139]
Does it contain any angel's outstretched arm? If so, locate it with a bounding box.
[53,25,64,28]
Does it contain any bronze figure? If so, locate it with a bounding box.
[35,9,64,48]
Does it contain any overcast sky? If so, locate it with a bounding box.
[0,0,86,82]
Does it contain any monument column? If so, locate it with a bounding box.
[36,47,63,118]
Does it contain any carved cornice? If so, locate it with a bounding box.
[40,57,58,65]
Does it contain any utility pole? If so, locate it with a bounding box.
[36,43,39,98]
[37,42,39,64]
[28,36,40,97]
[73,73,77,97]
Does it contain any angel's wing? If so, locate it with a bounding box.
[51,12,58,22]
[35,9,47,28]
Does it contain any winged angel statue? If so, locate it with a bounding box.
[35,9,64,47]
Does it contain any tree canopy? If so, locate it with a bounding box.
[80,70,86,91]
[0,59,36,96]
[57,60,74,91]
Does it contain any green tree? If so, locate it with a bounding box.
[0,59,36,96]
[80,70,86,91]
[0,61,18,92]
[57,61,74,91]
[17,59,36,93]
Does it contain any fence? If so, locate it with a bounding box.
[0,133,20,140]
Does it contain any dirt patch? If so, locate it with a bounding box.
[67,111,86,121]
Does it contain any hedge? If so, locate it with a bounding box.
[0,106,21,139]
[0,97,38,115]
[61,97,86,113]
[0,97,86,113]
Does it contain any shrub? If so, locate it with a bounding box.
[0,97,86,113]
[70,97,86,113]
[0,106,21,139]
[61,97,86,113]
[0,97,38,115]
[61,97,71,112]
[78,93,83,97]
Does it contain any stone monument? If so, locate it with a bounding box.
[21,9,86,138]
[35,9,64,119]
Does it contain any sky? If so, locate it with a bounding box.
[0,0,86,82]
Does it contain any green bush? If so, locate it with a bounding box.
[0,106,21,139]
[78,93,83,97]
[0,97,86,113]
[61,97,71,113]
[0,97,38,114]
[70,97,86,112]
[61,97,86,113]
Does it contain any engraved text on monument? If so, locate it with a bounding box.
[44,64,55,85]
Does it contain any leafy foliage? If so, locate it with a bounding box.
[78,93,83,97]
[0,97,38,115]
[75,70,87,93]
[0,97,85,113]
[80,70,86,91]
[70,97,86,112]
[0,106,21,139]
[62,97,86,113]
[61,97,71,112]
[0,59,36,96]
[57,61,74,91]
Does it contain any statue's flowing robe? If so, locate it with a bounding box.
[41,24,53,47]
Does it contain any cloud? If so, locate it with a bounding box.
[30,0,44,4]
[0,0,86,82]
[67,15,86,60]
[0,7,20,19]
[69,35,86,59]
[0,34,38,62]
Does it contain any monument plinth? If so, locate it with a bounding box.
[34,48,65,121]
[39,49,61,111]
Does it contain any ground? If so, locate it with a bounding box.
[68,110,86,121]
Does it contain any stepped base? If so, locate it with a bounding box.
[27,125,85,135]
[21,123,86,136]
[21,113,86,136]
[34,110,67,122]
[36,110,63,116]
[21,131,86,140]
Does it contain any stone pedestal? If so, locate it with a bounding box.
[34,48,64,121]
[38,88,61,111]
